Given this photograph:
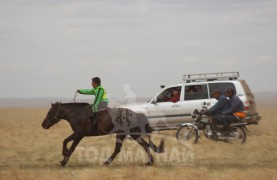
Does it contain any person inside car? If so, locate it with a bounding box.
[164,88,180,103]
[195,85,202,93]
[170,89,180,103]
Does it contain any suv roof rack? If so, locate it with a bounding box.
[183,72,240,83]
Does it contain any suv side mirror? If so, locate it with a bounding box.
[152,97,158,104]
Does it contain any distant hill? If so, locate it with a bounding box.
[0,92,275,108]
[254,92,277,108]
[0,97,150,108]
[254,92,277,100]
[0,97,81,108]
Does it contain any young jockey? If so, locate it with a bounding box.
[77,77,109,127]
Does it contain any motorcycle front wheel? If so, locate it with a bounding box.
[176,125,199,144]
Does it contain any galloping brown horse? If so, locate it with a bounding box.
[41,102,164,166]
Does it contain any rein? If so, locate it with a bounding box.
[73,90,78,103]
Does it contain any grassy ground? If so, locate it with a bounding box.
[0,107,276,180]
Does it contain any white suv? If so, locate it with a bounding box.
[122,72,261,131]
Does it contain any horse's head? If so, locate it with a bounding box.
[42,102,63,129]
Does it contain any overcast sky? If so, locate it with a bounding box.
[0,0,276,98]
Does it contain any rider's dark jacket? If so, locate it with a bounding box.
[221,95,244,115]
[206,95,229,115]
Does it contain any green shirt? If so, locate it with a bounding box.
[79,86,109,112]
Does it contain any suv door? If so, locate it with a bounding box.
[147,86,182,128]
[179,84,210,123]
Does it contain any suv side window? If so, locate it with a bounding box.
[184,84,208,100]
[157,86,182,103]
[208,82,235,97]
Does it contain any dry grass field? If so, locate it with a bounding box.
[0,105,277,180]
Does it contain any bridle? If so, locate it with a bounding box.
[52,102,63,121]
[48,90,80,124]
[48,103,70,124]
[45,91,79,127]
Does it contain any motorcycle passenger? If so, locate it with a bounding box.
[221,87,246,124]
[205,89,230,130]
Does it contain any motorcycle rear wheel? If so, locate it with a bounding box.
[223,126,247,144]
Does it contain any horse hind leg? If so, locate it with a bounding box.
[149,137,165,153]
[132,135,154,166]
[104,134,126,166]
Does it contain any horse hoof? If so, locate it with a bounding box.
[103,161,111,166]
[60,160,67,167]
[145,162,153,166]
[60,156,69,166]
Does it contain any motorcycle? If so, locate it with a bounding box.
[176,102,249,144]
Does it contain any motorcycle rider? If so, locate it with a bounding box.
[205,89,230,131]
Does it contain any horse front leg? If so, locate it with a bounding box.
[60,133,83,166]
[104,134,126,166]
